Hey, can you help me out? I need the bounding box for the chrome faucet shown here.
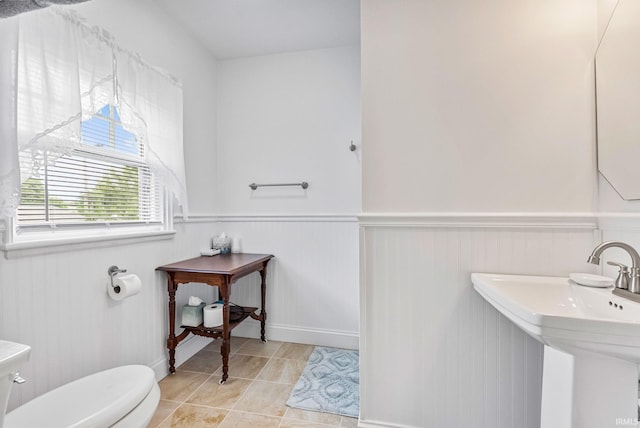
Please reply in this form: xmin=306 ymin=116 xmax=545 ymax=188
xmin=588 ymin=241 xmax=640 ymax=293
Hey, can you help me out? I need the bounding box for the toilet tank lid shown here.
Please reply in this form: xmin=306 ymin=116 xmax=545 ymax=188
xmin=0 ymin=341 xmax=30 ymax=369
xmin=5 ymin=365 xmax=156 ymax=428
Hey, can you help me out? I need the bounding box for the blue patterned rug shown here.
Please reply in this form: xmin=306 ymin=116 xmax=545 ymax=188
xmin=286 ymin=346 xmax=359 ymax=418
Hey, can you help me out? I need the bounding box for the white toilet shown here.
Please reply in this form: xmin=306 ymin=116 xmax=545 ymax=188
xmin=0 ymin=340 xmax=160 ymax=428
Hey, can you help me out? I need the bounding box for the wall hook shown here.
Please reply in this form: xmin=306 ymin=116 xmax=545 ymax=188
xmin=349 ymin=140 xmax=357 ymax=152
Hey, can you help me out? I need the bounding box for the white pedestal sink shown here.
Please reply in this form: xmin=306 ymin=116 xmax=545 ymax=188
xmin=471 ymin=273 xmax=640 ymax=428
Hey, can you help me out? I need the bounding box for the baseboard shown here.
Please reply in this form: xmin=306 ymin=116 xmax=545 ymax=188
xmin=150 ymin=334 xmax=212 ymax=381
xmin=358 ymin=419 xmax=423 ymax=428
xmin=232 ymin=319 xmax=359 ymax=350
xmin=150 ymin=322 xmax=358 ymax=380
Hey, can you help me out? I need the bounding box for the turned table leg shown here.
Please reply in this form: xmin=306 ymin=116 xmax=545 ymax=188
xmin=167 ymin=277 xmax=178 ymax=373
xmin=259 ymin=265 xmax=268 ymax=342
xmin=220 ymin=281 xmax=231 ymax=384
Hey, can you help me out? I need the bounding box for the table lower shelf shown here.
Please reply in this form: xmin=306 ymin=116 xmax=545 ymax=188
xmin=180 ymin=306 xmax=258 ymax=339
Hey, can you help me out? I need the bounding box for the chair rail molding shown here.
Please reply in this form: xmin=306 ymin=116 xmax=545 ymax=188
xmin=175 ymin=213 xmax=359 ymax=223
xmin=217 ymin=213 xmax=359 ymax=223
xmin=359 ymin=212 xmax=600 ymax=229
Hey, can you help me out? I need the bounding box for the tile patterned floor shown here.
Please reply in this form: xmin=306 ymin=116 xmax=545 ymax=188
xmin=149 ymin=338 xmax=358 ymax=427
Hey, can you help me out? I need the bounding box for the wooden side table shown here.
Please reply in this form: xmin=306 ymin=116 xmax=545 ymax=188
xmin=156 ymin=253 xmax=273 ymax=383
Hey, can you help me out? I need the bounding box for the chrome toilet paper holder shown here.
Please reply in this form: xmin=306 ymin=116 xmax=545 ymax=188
xmin=107 ymin=265 xmax=127 ymax=293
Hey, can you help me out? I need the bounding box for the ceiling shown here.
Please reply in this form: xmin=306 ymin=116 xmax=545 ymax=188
xmin=154 ymin=0 xmax=360 ymax=59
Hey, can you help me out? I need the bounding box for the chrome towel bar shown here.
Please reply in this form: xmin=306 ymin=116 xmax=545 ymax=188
xmin=249 ymin=182 xmax=309 ymax=190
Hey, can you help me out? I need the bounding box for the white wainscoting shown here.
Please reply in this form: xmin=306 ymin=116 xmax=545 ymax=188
xmin=215 ymin=215 xmax=360 ymax=350
xmin=0 ymin=214 xmax=360 ymax=411
xmin=359 ymin=214 xmax=598 ymax=428
xmin=0 ymin=220 xmax=218 ymax=410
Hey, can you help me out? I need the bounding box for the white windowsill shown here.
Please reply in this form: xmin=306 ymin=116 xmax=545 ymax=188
xmin=1 ymin=229 xmax=176 ymax=259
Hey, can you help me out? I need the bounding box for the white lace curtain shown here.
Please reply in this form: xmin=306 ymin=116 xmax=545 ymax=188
xmin=0 ymin=1 xmax=93 ymax=18
xmin=0 ymin=6 xmax=188 ymax=219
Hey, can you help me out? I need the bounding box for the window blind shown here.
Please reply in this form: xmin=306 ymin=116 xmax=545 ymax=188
xmin=16 ymin=105 xmax=161 ymax=226
xmin=3 ymin=5 xmax=187 ymax=235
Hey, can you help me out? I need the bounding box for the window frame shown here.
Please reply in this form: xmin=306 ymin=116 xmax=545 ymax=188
xmin=3 ymin=104 xmax=176 ymax=257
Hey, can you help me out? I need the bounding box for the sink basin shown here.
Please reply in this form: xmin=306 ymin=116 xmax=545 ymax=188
xmin=472 ymin=273 xmax=640 ymax=362
xmin=472 ymin=273 xmax=640 ymax=428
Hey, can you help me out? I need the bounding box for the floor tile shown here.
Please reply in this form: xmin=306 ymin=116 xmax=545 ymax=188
xmin=149 ymin=340 xmax=360 ymax=428
xmin=204 ymin=336 xmax=248 ymax=355
xmin=178 ymin=349 xmax=222 ymax=373
xmin=147 ymin=399 xmax=180 ymax=427
xmin=283 ymin=407 xmax=342 ymax=425
xmin=218 ymin=411 xmax=281 ymax=428
xmin=213 ymin=353 xmax=270 ymax=379
xmin=158 ymin=371 xmax=210 ymax=402
xmin=235 ymin=338 xmax=283 ymax=357
xmin=274 ymin=342 xmax=314 ymax=361
xmin=340 ymin=416 xmax=359 ymax=427
xmin=187 ymin=376 xmax=252 ymax=409
xmin=157 ymin=403 xmax=226 ymax=427
xmin=233 ymin=380 xmax=293 ymax=417
xmin=279 ymin=420 xmax=338 ymax=428
xmin=257 ymin=358 xmax=306 ymax=384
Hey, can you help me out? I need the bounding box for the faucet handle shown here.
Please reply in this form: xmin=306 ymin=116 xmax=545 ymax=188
xmin=607 ymin=261 xmax=629 ymax=271
xmin=607 ymin=261 xmax=629 ymax=289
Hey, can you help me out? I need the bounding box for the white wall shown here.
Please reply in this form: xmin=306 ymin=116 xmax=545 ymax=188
xmin=213 ymin=46 xmax=361 ymax=349
xmin=360 ymin=1 xmax=600 ymax=427
xmin=216 ymin=45 xmax=361 ymax=215
xmin=1 ymin=0 xmax=220 ymax=410
xmin=72 ymin=0 xmax=218 ymax=215
xmin=2 ymin=5 xmax=363 ymax=415
xmin=362 ymin=0 xmax=597 ymax=213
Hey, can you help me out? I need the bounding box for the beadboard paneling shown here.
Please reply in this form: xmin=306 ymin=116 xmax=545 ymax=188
xmin=215 ymin=217 xmax=360 ymax=349
xmin=0 ymin=221 xmax=217 ymax=411
xmin=0 ymin=216 xmax=360 ymax=411
xmin=360 ymin=223 xmax=597 ymax=428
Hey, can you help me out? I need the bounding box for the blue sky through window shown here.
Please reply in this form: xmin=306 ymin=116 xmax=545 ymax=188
xmin=81 ymin=105 xmax=138 ymax=155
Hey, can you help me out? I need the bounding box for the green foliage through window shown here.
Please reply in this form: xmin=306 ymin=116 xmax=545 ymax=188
xmin=17 ymin=105 xmax=159 ymax=225
xmin=75 ymin=166 xmax=139 ymax=221
xmin=20 ymin=178 xmax=66 ymax=208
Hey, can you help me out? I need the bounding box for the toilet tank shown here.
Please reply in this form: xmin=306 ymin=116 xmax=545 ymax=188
xmin=0 ymin=341 xmax=31 ymax=428
xmin=4 ymin=365 xmax=156 ymax=428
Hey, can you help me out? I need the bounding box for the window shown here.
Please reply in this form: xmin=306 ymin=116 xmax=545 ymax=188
xmin=1 ymin=6 xmax=186 ymax=253
xmin=16 ymin=105 xmax=162 ymax=229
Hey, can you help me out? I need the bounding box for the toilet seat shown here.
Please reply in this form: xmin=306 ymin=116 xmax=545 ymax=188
xmin=4 ymin=365 xmax=156 ymax=428
xmin=112 ymin=380 xmax=160 ymax=428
